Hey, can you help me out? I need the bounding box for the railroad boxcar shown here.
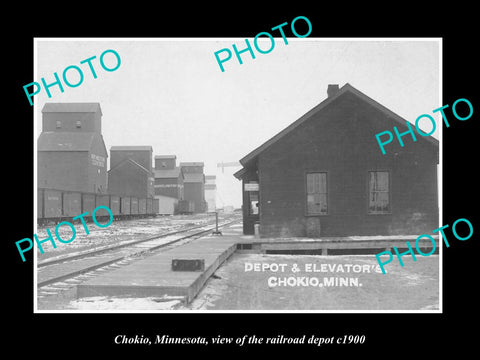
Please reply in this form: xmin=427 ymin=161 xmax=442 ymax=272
xmin=177 ymin=199 xmax=186 ymax=214
xmin=131 ymin=197 xmax=139 ymax=215
xmin=95 ymin=194 xmax=111 ymax=218
xmin=120 ymin=196 xmax=131 ymax=215
xmin=110 ymin=195 xmax=121 ymax=216
xmin=177 ymin=200 xmax=194 ymax=215
xmin=146 ymin=197 xmax=153 ymax=214
xmin=82 ymin=193 xmax=96 ymax=215
xmin=37 ymin=188 xmax=44 ymax=220
xmin=63 ymin=191 xmax=82 ymax=217
xmin=139 ymin=198 xmax=147 ymax=215
xmin=43 ymin=189 xmax=62 ymax=219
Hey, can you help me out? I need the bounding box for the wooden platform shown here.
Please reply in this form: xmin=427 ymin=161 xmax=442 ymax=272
xmin=76 ymin=226 xmax=243 ymax=303
xmin=76 ymin=223 xmax=439 ymax=303
xmin=237 ymin=234 xmax=439 ymax=254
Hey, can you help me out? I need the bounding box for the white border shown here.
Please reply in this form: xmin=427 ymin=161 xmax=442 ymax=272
xmin=33 ymin=37 xmax=443 ymax=314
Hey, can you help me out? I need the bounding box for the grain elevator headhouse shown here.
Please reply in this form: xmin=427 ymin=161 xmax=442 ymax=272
xmin=38 ymin=102 xmax=108 ymax=194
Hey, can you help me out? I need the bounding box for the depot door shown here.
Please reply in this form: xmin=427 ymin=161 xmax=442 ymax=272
xmin=243 ymin=181 xmax=260 ymax=235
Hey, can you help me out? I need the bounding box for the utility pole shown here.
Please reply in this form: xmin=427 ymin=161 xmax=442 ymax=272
xmin=217 ymin=161 xmax=241 ymax=174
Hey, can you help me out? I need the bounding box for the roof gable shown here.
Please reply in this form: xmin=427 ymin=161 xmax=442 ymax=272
xmin=38 ymin=132 xmax=108 ymax=157
xmin=180 ymin=162 xmax=204 ymax=168
xmin=239 ymin=83 xmax=439 ymax=167
xmin=111 ymin=146 xmax=153 ymax=152
xmin=38 ymin=131 xmax=95 ymax=152
xmin=42 ymin=102 xmax=102 ymax=115
xmin=108 ymin=158 xmax=151 ymax=174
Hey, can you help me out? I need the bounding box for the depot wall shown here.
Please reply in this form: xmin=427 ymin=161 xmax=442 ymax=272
xmin=257 ymin=93 xmax=439 ymax=237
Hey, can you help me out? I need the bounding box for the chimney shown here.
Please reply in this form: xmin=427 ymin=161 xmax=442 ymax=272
xmin=327 ymin=84 xmax=339 ymax=98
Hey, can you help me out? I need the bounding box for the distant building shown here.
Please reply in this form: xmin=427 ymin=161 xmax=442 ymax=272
xmin=154 ymin=155 xmax=184 ymax=215
xmin=108 ymin=146 xmax=154 ymax=199
xmin=180 ymin=162 xmax=204 ymax=174
xmin=205 ymin=175 xmax=217 ymax=212
xmin=180 ymin=162 xmax=207 ymax=213
xmin=155 ymin=194 xmax=179 ymax=215
xmin=155 ymin=155 xmax=177 ymax=170
xmin=110 ymin=146 xmax=153 ymax=173
xmin=37 ymin=102 xmax=108 ymax=193
xmin=235 ymin=84 xmax=439 ymax=237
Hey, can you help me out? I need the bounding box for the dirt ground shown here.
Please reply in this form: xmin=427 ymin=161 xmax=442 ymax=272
xmin=186 ymin=253 xmax=440 ymax=311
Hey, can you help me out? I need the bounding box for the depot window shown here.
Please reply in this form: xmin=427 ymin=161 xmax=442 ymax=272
xmin=306 ymin=172 xmax=327 ymax=215
xmin=368 ymin=171 xmax=390 ymax=214
xmin=249 ymin=192 xmax=259 ymax=215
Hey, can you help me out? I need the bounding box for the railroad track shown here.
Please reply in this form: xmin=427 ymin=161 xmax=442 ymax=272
xmin=37 ymin=217 xmax=241 ymax=298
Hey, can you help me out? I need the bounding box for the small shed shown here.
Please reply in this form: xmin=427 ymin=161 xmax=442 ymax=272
xmin=154 ymin=194 xmax=179 ymax=215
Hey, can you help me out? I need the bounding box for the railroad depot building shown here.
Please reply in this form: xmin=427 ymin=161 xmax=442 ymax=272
xmin=234 ymin=84 xmax=439 ymax=237
xmin=37 ymin=102 xmax=108 ymax=194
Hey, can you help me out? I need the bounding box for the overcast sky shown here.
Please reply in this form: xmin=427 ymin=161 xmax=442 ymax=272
xmin=34 ymin=38 xmax=441 ymax=207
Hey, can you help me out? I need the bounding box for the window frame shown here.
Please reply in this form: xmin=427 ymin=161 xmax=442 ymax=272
xmin=248 ymin=191 xmax=259 ymax=216
xmin=244 ymin=181 xmax=260 ymax=217
xmin=367 ymin=170 xmax=392 ymax=215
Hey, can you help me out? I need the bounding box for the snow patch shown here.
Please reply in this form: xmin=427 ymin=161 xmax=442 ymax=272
xmin=69 ymin=295 xmax=184 ymax=310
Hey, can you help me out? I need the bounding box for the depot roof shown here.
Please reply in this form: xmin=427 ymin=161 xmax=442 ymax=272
xmin=236 ymin=83 xmax=439 ymax=175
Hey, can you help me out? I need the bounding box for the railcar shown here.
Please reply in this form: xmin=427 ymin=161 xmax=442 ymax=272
xmin=37 ymin=188 xmax=157 ymax=225
xmin=177 ymin=199 xmax=195 ymax=215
